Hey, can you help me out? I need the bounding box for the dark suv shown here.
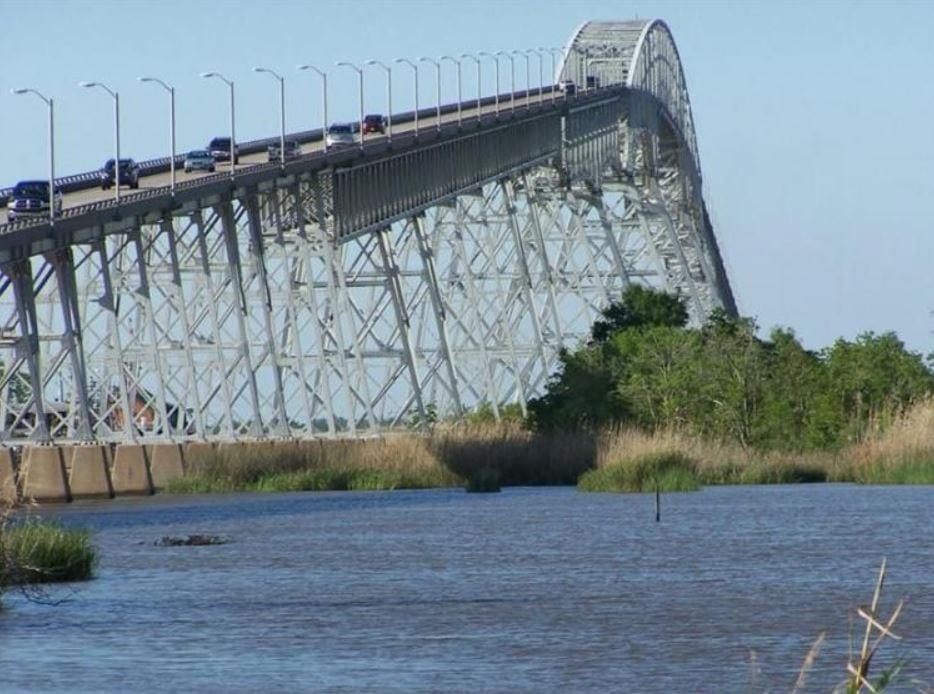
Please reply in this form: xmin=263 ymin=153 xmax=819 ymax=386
xmin=7 ymin=180 xmax=63 ymax=221
xmin=208 ymin=137 xmax=240 ymax=164
xmin=100 ymin=159 xmax=141 ymax=189
xmin=362 ymin=114 xmax=387 ymax=134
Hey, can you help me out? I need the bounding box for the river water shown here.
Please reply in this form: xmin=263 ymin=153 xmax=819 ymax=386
xmin=1 ymin=484 xmax=932 ymax=692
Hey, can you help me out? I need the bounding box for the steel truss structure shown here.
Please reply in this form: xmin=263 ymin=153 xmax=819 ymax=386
xmin=0 ymin=19 xmax=736 ymax=444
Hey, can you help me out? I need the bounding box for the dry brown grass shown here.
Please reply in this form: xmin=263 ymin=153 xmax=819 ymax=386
xmin=594 ymin=427 xmax=840 ymax=485
xmin=846 ymin=396 xmax=934 ymax=483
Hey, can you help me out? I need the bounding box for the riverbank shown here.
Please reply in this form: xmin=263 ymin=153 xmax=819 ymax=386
xmin=164 ymin=402 xmax=934 ymax=495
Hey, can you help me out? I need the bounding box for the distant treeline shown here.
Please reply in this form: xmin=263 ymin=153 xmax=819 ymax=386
xmin=528 ymin=286 xmax=934 ymax=451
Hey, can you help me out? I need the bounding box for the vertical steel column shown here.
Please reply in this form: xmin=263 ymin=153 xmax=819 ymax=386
xmin=450 ymin=197 xmax=501 ymax=417
xmin=282 ymin=183 xmax=318 ymax=434
xmin=92 ymin=238 xmax=135 ymax=441
xmin=49 ymin=248 xmax=93 ymax=439
xmin=500 ymin=179 xmax=549 ymax=378
xmin=411 ymin=213 xmax=464 ymax=416
xmin=130 ymin=226 xmax=171 ymax=439
xmin=376 ymin=228 xmax=427 ymax=425
xmin=520 ymin=172 xmax=565 ymax=345
xmin=215 ymin=201 xmax=264 ymax=437
xmin=313 ymin=174 xmax=376 ymax=433
xmin=243 ymin=194 xmax=290 ymax=436
xmin=8 ymin=260 xmax=50 ymax=441
xmin=163 ymin=214 xmax=206 ymax=437
xmin=192 ymin=210 xmax=237 ymax=438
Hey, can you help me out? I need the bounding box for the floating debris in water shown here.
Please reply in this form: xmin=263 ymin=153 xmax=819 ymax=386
xmin=154 ymin=534 xmax=229 ymax=547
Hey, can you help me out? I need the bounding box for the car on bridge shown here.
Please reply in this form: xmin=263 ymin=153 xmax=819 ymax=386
xmin=208 ymin=136 xmax=239 ymax=164
xmin=558 ymin=80 xmax=577 ymax=96
xmin=362 ymin=114 xmax=387 ymax=134
xmin=100 ymin=158 xmax=141 ymax=190
xmin=267 ymin=140 xmax=303 ymax=163
xmin=326 ymin=123 xmax=356 ymax=148
xmin=6 ymin=180 xmax=63 ymax=221
xmin=184 ymin=149 xmax=216 ymax=173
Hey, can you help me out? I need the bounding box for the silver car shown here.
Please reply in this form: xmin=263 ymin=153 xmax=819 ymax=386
xmin=326 ymin=123 xmax=356 ymax=148
xmin=184 ymin=150 xmax=216 ymax=173
xmin=268 ymin=140 xmax=303 ymax=163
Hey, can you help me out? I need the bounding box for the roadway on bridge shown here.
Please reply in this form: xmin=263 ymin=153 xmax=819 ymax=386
xmin=1 ymin=89 xmax=569 ymax=225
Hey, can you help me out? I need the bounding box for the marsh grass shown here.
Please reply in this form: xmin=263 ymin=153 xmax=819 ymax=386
xmin=165 ymin=398 xmax=934 ymax=495
xmin=578 ymin=451 xmax=700 ymax=492
xmin=0 ymin=520 xmax=95 ymax=586
xmin=169 ymin=424 xmax=594 ymax=493
xmin=847 ymin=397 xmax=934 ymax=484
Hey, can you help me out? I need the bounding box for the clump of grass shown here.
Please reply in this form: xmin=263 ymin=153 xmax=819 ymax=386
xmin=845 ymin=397 xmax=934 ymax=485
xmin=578 ymin=451 xmax=700 ymax=493
xmin=0 ymin=520 xmax=96 ymax=586
xmin=464 ymin=467 xmax=501 ymax=493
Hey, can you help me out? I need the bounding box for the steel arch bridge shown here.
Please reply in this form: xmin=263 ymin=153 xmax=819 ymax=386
xmin=0 ymin=19 xmax=736 ymax=446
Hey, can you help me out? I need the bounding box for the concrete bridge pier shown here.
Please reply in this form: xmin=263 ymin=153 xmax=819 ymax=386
xmin=65 ymin=445 xmax=114 ymax=498
xmin=21 ymin=446 xmax=72 ymax=503
xmin=111 ymin=444 xmax=154 ymax=495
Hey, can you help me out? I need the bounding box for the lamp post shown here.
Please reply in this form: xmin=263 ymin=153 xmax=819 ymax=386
xmin=440 ymin=56 xmax=462 ymax=126
xmin=418 ymin=57 xmax=441 ymax=131
xmin=393 ymin=58 xmax=419 ymax=137
xmin=336 ymin=61 xmax=364 ymax=148
xmin=11 ymin=88 xmax=55 ymax=222
xmin=546 ymin=47 xmax=564 ymax=102
xmin=79 ymin=80 xmax=121 ymax=202
xmin=513 ymin=50 xmax=531 ymax=109
xmin=253 ymin=67 xmax=287 ymax=167
xmin=200 ymin=71 xmax=236 ymax=174
xmin=297 ymin=64 xmax=328 ymax=153
xmin=459 ymin=53 xmax=481 ymax=122
xmin=495 ymin=51 xmax=515 ymax=113
xmin=478 ymin=52 xmax=500 ymax=116
xmin=529 ymin=49 xmax=545 ymax=103
xmin=365 ymin=59 xmax=392 ymax=142
xmin=138 ymin=76 xmax=176 ymax=194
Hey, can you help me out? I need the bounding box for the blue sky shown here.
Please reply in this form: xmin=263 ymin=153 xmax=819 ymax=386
xmin=3 ymin=0 xmax=933 ymax=357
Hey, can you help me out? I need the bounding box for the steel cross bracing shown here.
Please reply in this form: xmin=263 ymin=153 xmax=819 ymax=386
xmin=0 ymin=18 xmax=737 ymax=444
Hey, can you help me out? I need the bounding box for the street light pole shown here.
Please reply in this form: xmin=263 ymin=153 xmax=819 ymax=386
xmin=297 ymin=64 xmax=328 ymax=153
xmin=79 ymin=81 xmax=121 ymax=202
xmin=418 ymin=57 xmax=441 ymax=131
xmin=459 ymin=54 xmax=481 ymax=122
xmin=393 ymin=58 xmax=419 ymax=137
xmin=440 ymin=56 xmax=462 ymax=126
xmin=254 ymin=67 xmax=287 ymax=167
xmin=478 ymin=52 xmax=500 ymax=116
xmin=531 ymin=48 xmax=546 ymax=104
xmin=138 ymin=76 xmax=176 ymax=194
xmin=336 ymin=61 xmax=364 ymax=149
xmin=496 ymin=51 xmax=515 ymax=113
xmin=513 ymin=50 xmax=531 ymax=110
xmin=365 ymin=60 xmax=392 ymax=142
xmin=200 ymin=72 xmax=236 ymax=175
xmin=547 ymin=47 xmax=563 ymax=102
xmin=11 ymin=88 xmax=56 ymax=222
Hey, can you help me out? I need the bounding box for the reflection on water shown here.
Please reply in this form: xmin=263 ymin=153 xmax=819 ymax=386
xmin=1 ymin=485 xmax=933 ymax=692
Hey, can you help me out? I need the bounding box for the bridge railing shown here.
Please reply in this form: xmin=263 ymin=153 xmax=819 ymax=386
xmin=0 ymin=86 xmax=559 ymax=209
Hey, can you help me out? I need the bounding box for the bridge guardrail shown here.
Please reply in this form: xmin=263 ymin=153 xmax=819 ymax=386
xmin=0 ymin=85 xmax=577 ymax=235
xmin=0 ymin=86 xmax=560 ymax=206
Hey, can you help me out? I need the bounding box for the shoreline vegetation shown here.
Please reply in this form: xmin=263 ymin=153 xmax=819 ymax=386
xmin=0 ymin=515 xmax=97 ymax=604
xmin=164 ymin=395 xmax=934 ymax=496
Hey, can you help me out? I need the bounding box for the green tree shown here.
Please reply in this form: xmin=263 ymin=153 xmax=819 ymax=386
xmin=822 ymin=332 xmax=934 ymax=442
xmin=590 ymin=285 xmax=689 ymax=344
